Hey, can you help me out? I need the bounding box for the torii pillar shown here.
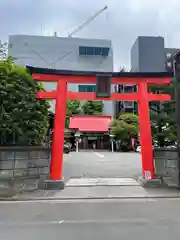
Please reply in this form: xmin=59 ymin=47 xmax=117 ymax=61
xmin=48 ymin=79 xmax=67 ymax=189
xmin=138 ymin=82 xmax=154 ymax=180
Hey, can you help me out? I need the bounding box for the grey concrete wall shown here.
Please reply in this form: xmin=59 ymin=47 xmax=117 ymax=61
xmin=139 ymin=36 xmax=165 ymax=72
xmin=131 ymin=36 xmax=165 ymax=72
xmin=8 ymin=35 xmax=114 ymax=116
xmin=130 ymin=38 xmax=139 ymax=72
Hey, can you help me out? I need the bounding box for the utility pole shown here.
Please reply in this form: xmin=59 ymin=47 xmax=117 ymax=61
xmin=173 ymin=50 xmax=180 ymax=188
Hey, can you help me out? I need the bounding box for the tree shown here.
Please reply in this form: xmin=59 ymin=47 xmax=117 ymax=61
xmin=65 ymin=100 xmax=81 ymax=128
xmin=0 ymin=58 xmax=50 ymax=145
xmin=110 ymin=113 xmax=139 ymax=140
xmin=82 ymin=100 xmax=104 ymax=115
xmin=149 ymin=80 xmax=176 ymax=146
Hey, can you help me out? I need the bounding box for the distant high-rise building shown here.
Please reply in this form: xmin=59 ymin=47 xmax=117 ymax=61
xmin=8 ymin=34 xmax=114 ymax=116
xmin=115 ymin=36 xmax=178 ymax=116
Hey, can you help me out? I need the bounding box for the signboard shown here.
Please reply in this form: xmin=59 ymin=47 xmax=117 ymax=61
xmin=144 ymin=171 xmax=151 ymax=180
xmin=82 ymin=133 xmax=107 ymax=137
xmin=96 ymin=74 xmax=112 ymax=98
xmin=88 ymin=136 xmax=97 ymax=140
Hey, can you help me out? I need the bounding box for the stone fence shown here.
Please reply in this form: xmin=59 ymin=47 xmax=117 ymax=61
xmin=0 ymin=146 xmax=51 ymax=197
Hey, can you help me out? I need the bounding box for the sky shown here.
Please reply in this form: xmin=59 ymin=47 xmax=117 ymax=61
xmin=1 ymin=0 xmax=180 ymax=70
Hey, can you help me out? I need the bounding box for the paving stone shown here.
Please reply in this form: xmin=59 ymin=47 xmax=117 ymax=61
xmin=66 ymin=178 xmax=139 ymax=186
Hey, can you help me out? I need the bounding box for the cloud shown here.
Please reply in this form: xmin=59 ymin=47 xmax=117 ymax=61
xmin=1 ymin=0 xmax=180 ymax=69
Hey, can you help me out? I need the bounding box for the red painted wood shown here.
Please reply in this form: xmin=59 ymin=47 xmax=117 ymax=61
xmin=138 ymin=82 xmax=155 ymax=179
xmin=50 ymin=80 xmax=67 ymax=180
xmin=148 ymin=93 xmax=171 ymax=101
xmin=67 ymin=92 xmax=140 ymax=101
xmin=32 ymin=73 xmax=172 ymax=85
xmin=36 ymin=91 xmax=171 ymax=102
xmin=36 ymin=91 xmax=57 ymax=99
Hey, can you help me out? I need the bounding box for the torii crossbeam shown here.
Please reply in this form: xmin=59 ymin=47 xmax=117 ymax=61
xmin=27 ymin=66 xmax=172 ymax=189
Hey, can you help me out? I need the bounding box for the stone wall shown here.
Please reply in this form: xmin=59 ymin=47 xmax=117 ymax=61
xmin=0 ymin=146 xmax=51 ymax=197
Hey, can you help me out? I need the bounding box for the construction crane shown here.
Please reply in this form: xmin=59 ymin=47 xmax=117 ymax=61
xmin=68 ymin=5 xmax=108 ymax=37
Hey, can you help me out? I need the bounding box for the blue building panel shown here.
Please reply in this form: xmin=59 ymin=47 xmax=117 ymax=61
xmin=78 ymin=85 xmax=96 ymax=92
xmin=102 ymin=47 xmax=109 ymax=57
xmin=79 ymin=46 xmax=109 ymax=57
xmin=79 ymin=46 xmax=86 ymax=55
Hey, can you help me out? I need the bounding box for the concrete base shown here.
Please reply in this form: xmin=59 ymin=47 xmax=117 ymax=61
xmin=43 ymin=180 xmax=65 ymax=190
xmin=138 ymin=176 xmax=168 ymax=188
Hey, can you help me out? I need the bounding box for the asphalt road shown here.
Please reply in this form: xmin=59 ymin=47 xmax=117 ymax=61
xmin=0 ymin=198 xmax=180 ymax=239
xmin=63 ymin=151 xmax=142 ymax=182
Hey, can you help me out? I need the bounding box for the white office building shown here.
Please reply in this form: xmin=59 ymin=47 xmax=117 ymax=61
xmin=8 ymin=34 xmax=114 ymax=115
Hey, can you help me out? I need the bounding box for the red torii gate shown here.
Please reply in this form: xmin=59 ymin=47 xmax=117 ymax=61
xmin=27 ymin=66 xmax=172 ymax=189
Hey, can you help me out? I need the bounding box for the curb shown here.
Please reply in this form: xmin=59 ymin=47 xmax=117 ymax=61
xmin=1 ymin=195 xmax=180 ymax=201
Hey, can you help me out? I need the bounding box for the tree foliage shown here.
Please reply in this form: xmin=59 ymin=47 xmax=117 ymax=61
xmin=110 ymin=113 xmax=139 ymax=140
xmin=82 ymin=100 xmax=104 ymax=115
xmin=149 ymin=80 xmax=176 ymax=145
xmin=0 ymin=58 xmax=50 ymax=145
xmin=65 ymin=100 xmax=81 ymax=128
xmin=65 ymin=100 xmax=104 ymax=128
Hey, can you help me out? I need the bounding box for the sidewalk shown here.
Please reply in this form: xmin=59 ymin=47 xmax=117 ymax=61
xmin=1 ymin=178 xmax=180 ymax=201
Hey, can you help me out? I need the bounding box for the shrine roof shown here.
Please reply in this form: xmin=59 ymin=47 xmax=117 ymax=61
xmin=26 ymin=65 xmax=173 ymax=78
xmin=69 ymin=115 xmax=112 ymax=132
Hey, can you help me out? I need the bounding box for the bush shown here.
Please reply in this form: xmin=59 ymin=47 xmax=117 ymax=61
xmin=0 ymin=58 xmax=50 ymax=145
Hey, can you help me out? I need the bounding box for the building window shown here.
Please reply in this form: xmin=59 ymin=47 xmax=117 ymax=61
xmin=166 ymin=53 xmax=172 ymax=59
xmin=94 ymin=47 xmax=101 ymax=55
xmin=165 ymin=59 xmax=173 ymax=72
xmin=79 ymin=85 xmax=96 ymax=92
xmin=79 ymin=46 xmax=86 ymax=55
xmin=102 ymin=47 xmax=109 ymax=56
xmin=79 ymin=46 xmax=109 ymax=57
xmin=124 ymin=108 xmax=134 ymax=113
xmin=115 ymin=85 xmax=136 ymax=93
xmin=123 ymin=101 xmax=134 ymax=108
xmin=115 ymin=84 xmax=123 ymax=93
xmin=86 ymin=47 xmax=94 ymax=55
xmin=124 ymin=85 xmax=134 ymax=93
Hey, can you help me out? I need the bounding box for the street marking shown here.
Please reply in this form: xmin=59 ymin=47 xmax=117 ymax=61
xmin=94 ymin=152 xmax=104 ymax=158
xmin=47 ymin=198 xmax=157 ymax=203
xmin=0 ymin=198 xmax=158 ymax=204
xmin=0 ymin=218 xmax=154 ymax=226
xmin=58 ymin=220 xmax=64 ymax=224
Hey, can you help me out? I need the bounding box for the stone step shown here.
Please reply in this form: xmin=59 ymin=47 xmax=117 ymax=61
xmin=52 ymin=185 xmax=180 ymax=200
xmin=66 ymin=178 xmax=139 ymax=187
